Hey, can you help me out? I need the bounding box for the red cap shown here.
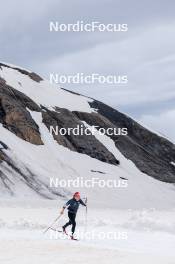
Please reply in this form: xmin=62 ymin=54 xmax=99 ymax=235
xmin=73 ymin=192 xmax=80 ymax=198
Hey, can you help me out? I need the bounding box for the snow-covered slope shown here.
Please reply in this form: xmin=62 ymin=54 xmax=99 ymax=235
xmin=0 ymin=63 xmax=93 ymax=113
xmin=0 ymin=62 xmax=175 ymax=209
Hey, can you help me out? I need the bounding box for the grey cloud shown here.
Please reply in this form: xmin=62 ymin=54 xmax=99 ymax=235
xmin=0 ymin=0 xmax=175 ymax=140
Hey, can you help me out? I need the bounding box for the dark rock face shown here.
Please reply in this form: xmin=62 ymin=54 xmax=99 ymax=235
xmin=42 ymin=106 xmax=119 ymax=165
xmin=0 ymin=141 xmax=8 ymax=150
xmin=84 ymin=100 xmax=175 ymax=183
xmin=42 ymin=107 xmax=76 ymax=151
xmin=61 ymin=88 xmax=81 ymax=96
xmin=0 ymin=83 xmax=43 ymax=145
xmin=0 ymin=77 xmax=6 ymax=85
xmin=89 ymin=101 xmax=175 ymax=161
xmin=0 ymin=82 xmax=119 ymax=166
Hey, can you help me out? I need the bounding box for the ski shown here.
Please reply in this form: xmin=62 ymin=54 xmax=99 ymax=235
xmin=49 ymin=228 xmax=79 ymax=241
xmin=49 ymin=227 xmax=63 ymax=233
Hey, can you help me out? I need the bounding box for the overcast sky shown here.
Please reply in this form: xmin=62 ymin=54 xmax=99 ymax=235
xmin=0 ymin=0 xmax=175 ymax=142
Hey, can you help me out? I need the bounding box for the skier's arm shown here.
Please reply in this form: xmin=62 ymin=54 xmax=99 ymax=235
xmin=80 ymin=199 xmax=87 ymax=207
xmin=60 ymin=200 xmax=70 ymax=214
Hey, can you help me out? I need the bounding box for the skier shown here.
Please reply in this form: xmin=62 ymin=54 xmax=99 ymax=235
xmin=60 ymin=192 xmax=86 ymax=239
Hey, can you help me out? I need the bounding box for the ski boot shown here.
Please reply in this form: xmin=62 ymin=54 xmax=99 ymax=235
xmin=62 ymin=226 xmax=67 ymax=235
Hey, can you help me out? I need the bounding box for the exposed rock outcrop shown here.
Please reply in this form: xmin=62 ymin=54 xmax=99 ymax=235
xmin=0 ymin=83 xmax=43 ymax=145
xmin=42 ymin=106 xmax=119 ymax=165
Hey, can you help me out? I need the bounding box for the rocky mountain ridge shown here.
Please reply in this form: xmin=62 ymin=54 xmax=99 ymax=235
xmin=0 ymin=62 xmax=175 ymax=199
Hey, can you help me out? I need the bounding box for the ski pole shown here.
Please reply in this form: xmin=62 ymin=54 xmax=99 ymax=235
xmin=43 ymin=214 xmax=63 ymax=234
xmin=85 ymin=197 xmax=88 ymax=232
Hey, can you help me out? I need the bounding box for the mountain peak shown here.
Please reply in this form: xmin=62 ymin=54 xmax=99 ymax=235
xmin=0 ymin=62 xmax=175 ymax=207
